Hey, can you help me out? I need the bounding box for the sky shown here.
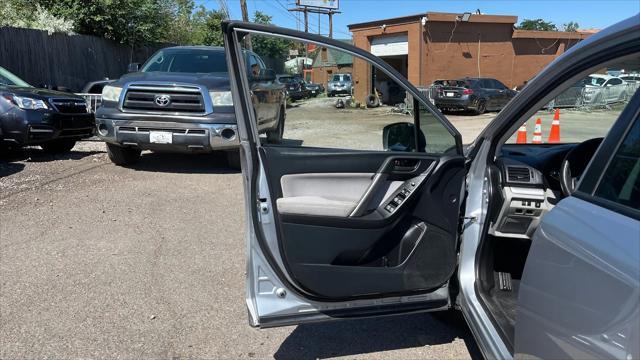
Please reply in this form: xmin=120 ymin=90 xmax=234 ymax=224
xmin=196 ymin=0 xmax=639 ymax=39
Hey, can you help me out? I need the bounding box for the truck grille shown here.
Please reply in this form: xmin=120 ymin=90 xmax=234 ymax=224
xmin=50 ymin=98 xmax=89 ymax=114
xmin=122 ymin=85 xmax=205 ymax=113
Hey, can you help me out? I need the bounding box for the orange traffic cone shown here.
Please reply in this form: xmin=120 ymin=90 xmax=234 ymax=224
xmin=516 ymin=122 xmax=527 ymax=144
xmin=532 ymin=118 xmax=543 ymax=144
xmin=548 ymin=109 xmax=561 ymax=143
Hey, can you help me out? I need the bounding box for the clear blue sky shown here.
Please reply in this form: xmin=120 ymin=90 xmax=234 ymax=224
xmin=197 ymin=0 xmax=639 ymax=39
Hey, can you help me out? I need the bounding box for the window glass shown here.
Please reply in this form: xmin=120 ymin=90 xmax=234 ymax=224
xmin=142 ymin=49 xmax=227 ymax=73
xmin=242 ymin=34 xmax=456 ymax=153
xmin=595 ymin=118 xmax=640 ymax=210
xmin=492 ymin=79 xmax=507 ymax=89
xmin=506 ymin=60 xmax=639 ymax=144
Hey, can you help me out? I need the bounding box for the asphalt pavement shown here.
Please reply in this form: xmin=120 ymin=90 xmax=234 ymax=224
xmin=0 ymin=142 xmax=480 ymax=359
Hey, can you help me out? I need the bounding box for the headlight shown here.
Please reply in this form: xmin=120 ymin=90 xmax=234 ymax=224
xmin=101 ymin=85 xmax=122 ymax=102
xmin=9 ymin=95 xmax=49 ymax=110
xmin=209 ymin=91 xmax=233 ymax=106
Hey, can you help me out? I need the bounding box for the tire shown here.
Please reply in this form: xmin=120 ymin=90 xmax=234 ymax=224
xmin=474 ymin=100 xmax=487 ymax=115
xmin=366 ymin=94 xmax=380 ymax=108
xmin=328 ymin=92 xmax=334 ymax=97
xmin=226 ymin=150 xmax=241 ymax=170
xmin=40 ymin=139 xmax=76 ymax=153
xmin=267 ymin=107 xmax=285 ymax=144
xmin=106 ymin=143 xmax=141 ymax=166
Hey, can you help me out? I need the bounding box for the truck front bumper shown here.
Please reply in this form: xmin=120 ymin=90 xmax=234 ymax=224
xmin=95 ymin=118 xmax=239 ymax=152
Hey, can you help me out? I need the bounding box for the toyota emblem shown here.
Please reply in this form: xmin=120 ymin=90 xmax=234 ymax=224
xmin=154 ymin=94 xmax=171 ymax=107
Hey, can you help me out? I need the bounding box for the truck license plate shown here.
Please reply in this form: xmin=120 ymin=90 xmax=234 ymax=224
xmin=149 ymin=131 xmax=172 ymax=144
xmin=446 ymin=92 xmax=455 ymax=97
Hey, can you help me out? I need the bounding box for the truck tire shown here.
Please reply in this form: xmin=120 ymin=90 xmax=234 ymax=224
xmin=226 ymin=150 xmax=241 ymax=170
xmin=366 ymin=94 xmax=380 ymax=108
xmin=266 ymin=108 xmax=285 ymax=144
xmin=41 ymin=139 xmax=76 ymax=153
xmin=106 ymin=143 xmax=141 ymax=166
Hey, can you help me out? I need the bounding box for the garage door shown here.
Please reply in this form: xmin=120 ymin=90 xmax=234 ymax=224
xmin=370 ymin=35 xmax=408 ymax=57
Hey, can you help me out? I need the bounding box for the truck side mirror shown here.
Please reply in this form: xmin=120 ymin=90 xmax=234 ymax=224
xmin=252 ymin=69 xmax=276 ymax=82
xmin=127 ymin=63 xmax=140 ymax=73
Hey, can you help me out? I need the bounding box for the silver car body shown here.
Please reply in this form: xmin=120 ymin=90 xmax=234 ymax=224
xmin=222 ymin=14 xmax=640 ymax=360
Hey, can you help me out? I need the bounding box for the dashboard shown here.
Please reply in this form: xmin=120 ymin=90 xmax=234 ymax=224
xmin=488 ymin=143 xmax=578 ymax=239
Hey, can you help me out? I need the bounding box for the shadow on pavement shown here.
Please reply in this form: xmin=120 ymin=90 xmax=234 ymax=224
xmin=127 ymin=152 xmax=239 ymax=174
xmin=274 ymin=311 xmax=482 ymax=360
xmin=0 ymin=161 xmax=25 ymax=178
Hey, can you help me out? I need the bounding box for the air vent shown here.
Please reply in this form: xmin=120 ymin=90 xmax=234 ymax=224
xmin=507 ymin=166 xmax=531 ymax=183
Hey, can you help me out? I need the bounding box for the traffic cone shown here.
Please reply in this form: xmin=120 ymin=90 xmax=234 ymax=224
xmin=548 ymin=109 xmax=561 ymax=143
xmin=532 ymin=118 xmax=543 ymax=144
xmin=516 ymin=122 xmax=527 ymax=144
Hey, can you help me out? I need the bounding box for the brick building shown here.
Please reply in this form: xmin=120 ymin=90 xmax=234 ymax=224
xmin=348 ymin=12 xmax=593 ymax=102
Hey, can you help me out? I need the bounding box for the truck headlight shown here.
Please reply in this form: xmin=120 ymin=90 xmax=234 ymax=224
xmin=209 ymin=91 xmax=233 ymax=106
xmin=7 ymin=95 xmax=49 ymax=110
xmin=101 ymin=85 xmax=123 ymax=102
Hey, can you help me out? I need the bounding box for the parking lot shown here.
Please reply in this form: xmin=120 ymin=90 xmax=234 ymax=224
xmin=1 ymin=90 xmax=628 ymax=358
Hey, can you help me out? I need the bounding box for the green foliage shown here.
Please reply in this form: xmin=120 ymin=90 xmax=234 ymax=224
xmin=202 ymin=9 xmax=228 ymax=46
xmin=1 ymin=0 xmax=74 ymax=34
xmin=563 ymin=21 xmax=580 ymax=32
xmin=517 ymin=18 xmax=558 ymax=31
xmin=250 ymin=11 xmax=291 ymax=60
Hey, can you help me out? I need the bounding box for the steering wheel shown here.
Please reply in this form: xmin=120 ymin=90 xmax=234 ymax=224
xmin=560 ymin=137 xmax=604 ymax=196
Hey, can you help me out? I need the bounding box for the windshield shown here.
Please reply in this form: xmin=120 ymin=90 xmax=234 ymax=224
xmin=0 ymin=66 xmax=30 ymax=87
xmin=141 ymin=48 xmax=227 ymax=74
xmin=278 ymin=76 xmax=295 ymax=83
xmin=585 ymin=76 xmax=607 ymax=86
xmin=332 ymin=74 xmax=351 ymax=82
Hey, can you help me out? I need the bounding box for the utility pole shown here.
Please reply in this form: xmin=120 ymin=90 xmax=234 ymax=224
xmin=240 ymin=0 xmax=252 ymax=50
xmin=303 ymin=7 xmax=309 ymax=33
xmin=329 ymin=11 xmax=333 ymax=38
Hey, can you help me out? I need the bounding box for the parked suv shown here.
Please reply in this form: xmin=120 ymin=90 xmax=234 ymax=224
xmin=433 ymin=77 xmax=516 ymax=114
xmin=327 ymin=73 xmax=352 ymax=97
xmin=95 ymin=46 xmax=286 ymax=167
xmin=0 ymin=66 xmax=94 ymax=152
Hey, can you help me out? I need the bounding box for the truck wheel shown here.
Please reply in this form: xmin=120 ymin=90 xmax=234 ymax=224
xmin=226 ymin=150 xmax=241 ymax=170
xmin=106 ymin=143 xmax=141 ymax=166
xmin=41 ymin=139 xmax=76 ymax=153
xmin=267 ymin=108 xmax=285 ymax=144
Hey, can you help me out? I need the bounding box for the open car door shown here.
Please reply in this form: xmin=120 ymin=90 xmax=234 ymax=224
xmin=222 ymin=21 xmax=466 ymax=327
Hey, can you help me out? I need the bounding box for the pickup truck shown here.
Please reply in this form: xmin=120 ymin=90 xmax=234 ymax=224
xmin=95 ymin=46 xmax=286 ymax=167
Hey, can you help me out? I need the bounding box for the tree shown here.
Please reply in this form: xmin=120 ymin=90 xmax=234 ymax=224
xmin=563 ymin=21 xmax=580 ymax=32
xmin=1 ymin=0 xmax=74 ymax=34
xmin=202 ymin=9 xmax=228 ymax=46
xmin=37 ymin=0 xmax=174 ymax=45
xmin=517 ymin=18 xmax=558 ymax=31
xmin=250 ymin=11 xmax=291 ymax=60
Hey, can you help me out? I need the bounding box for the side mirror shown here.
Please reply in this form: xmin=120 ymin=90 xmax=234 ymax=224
xmin=252 ymin=69 xmax=276 ymax=82
xmin=383 ymin=122 xmax=416 ymax=152
xmin=127 ymin=63 xmax=140 ymax=73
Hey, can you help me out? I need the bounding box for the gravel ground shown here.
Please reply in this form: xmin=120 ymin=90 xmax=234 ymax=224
xmin=1 ymin=139 xmax=480 ymax=359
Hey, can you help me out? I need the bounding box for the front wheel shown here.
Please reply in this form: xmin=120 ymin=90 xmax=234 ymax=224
xmin=41 ymin=139 xmax=76 ymax=153
xmin=266 ymin=108 xmax=285 ymax=144
xmin=106 ymin=143 xmax=141 ymax=166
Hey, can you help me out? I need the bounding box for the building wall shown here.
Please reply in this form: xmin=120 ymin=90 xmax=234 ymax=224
xmin=349 ymin=14 xmax=588 ymax=103
xmin=312 ymin=65 xmax=353 ymax=87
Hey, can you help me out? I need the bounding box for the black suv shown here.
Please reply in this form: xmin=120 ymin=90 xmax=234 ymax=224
xmin=0 ymin=66 xmax=94 ymax=152
xmin=95 ymin=46 xmax=286 ymax=167
xmin=433 ymin=77 xmax=517 ymax=114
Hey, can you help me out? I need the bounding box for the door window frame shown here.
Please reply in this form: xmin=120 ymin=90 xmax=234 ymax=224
xmin=223 ymin=21 xmax=463 ymax=156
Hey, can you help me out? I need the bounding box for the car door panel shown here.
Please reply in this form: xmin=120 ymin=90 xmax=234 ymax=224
xmin=260 ymin=146 xmax=465 ymax=299
xmin=223 ymin=21 xmax=465 ymax=326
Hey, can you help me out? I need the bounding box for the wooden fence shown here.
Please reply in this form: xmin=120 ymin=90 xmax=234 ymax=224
xmin=0 ymin=27 xmax=165 ymax=92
